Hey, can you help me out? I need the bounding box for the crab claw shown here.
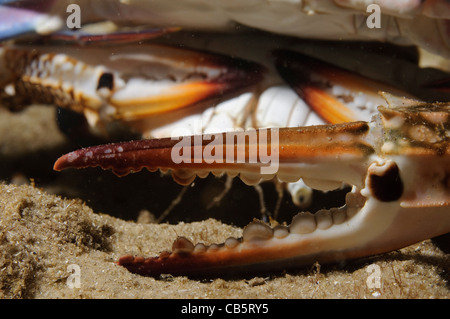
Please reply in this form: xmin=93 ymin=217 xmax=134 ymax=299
xmin=54 ymin=93 xmax=450 ymax=277
xmin=0 ymin=44 xmax=264 ymax=128
xmin=273 ymin=49 xmax=412 ymax=124
xmin=104 ymin=45 xmax=264 ymax=122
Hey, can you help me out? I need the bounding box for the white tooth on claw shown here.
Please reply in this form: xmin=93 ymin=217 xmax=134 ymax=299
xmin=346 ymin=189 xmax=366 ymax=208
xmin=239 ymin=172 xmax=263 ymax=185
xmin=224 ymin=237 xmax=240 ymax=249
xmin=208 ymin=244 xmax=219 ymax=251
xmin=277 ymin=172 xmax=301 ymax=183
xmin=346 ymin=206 xmax=359 ymax=219
xmin=290 ymin=212 xmax=317 ymax=234
xmin=172 ymin=169 xmax=197 ymax=185
xmin=345 ymin=190 xmax=366 ymax=218
xmin=302 ymin=177 xmax=343 ymax=192
xmin=197 ymin=170 xmax=210 ymax=179
xmin=273 ymin=225 xmax=289 ymax=238
xmin=243 ymin=220 xmax=273 ymax=242
xmin=331 ymin=208 xmax=347 ymax=225
xmin=211 ymin=170 xmax=225 ymax=177
xmin=172 ymin=237 xmax=194 ymax=254
xmin=315 ymin=209 xmax=333 ymax=230
xmin=194 ymin=243 xmax=207 ymax=253
xmin=227 ymin=171 xmax=238 ymax=178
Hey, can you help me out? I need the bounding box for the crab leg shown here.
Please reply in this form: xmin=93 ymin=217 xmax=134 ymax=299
xmin=54 ymin=94 xmax=450 ymax=276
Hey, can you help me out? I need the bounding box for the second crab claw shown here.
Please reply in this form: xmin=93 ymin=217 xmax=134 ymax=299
xmin=272 ymin=49 xmax=414 ymax=124
xmin=54 ymin=93 xmax=450 ymax=277
xmin=0 ymin=43 xmax=264 ymax=128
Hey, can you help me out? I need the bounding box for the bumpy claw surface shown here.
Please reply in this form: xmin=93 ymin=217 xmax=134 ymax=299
xmin=54 ymin=94 xmax=450 ymax=277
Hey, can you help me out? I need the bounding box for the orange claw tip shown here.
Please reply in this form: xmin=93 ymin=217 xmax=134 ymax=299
xmin=109 ymin=82 xmax=227 ymax=120
xmin=297 ymin=86 xmax=358 ymax=124
xmin=273 ymin=49 xmax=358 ymax=124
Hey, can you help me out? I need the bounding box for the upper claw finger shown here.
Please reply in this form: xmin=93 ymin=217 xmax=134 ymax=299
xmin=53 ymin=121 xmax=372 ymax=188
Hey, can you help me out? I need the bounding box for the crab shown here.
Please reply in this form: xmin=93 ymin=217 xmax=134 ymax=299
xmin=53 ymin=92 xmax=450 ymax=276
xmin=1 ymin=0 xmax=449 ymax=277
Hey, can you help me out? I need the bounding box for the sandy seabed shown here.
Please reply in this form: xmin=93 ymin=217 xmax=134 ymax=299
xmin=0 ymin=105 xmax=448 ymax=299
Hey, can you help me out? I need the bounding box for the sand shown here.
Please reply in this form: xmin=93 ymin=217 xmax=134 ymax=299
xmin=0 ymin=104 xmax=448 ymax=299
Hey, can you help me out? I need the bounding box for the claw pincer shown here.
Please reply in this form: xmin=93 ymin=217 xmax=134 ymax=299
xmin=54 ymin=94 xmax=450 ymax=276
xmin=0 ymin=43 xmax=264 ymax=128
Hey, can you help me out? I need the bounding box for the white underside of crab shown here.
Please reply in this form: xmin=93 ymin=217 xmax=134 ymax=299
xmin=74 ymin=0 xmax=450 ymax=57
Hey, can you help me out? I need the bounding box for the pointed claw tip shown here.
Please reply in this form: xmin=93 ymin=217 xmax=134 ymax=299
xmin=53 ymin=154 xmax=73 ymax=171
xmin=53 ymin=149 xmax=89 ymax=171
